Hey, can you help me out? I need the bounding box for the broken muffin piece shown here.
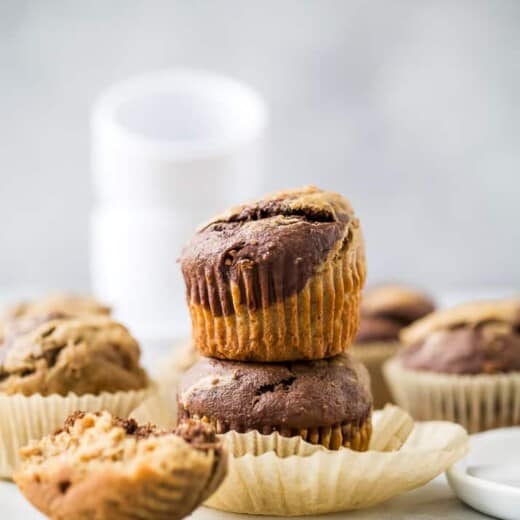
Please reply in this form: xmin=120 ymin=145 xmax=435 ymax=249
xmin=14 ymin=411 xmax=227 ymax=520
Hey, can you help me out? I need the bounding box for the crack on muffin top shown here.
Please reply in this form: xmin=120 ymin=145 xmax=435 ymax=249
xmin=254 ymin=376 xmax=297 ymax=396
xmin=212 ymin=198 xmax=337 ymax=226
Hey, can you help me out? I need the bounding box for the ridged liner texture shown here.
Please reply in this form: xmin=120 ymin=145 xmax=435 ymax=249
xmin=384 ymin=358 xmax=520 ymax=433
xmin=187 ymin=224 xmax=366 ymax=362
xmin=0 ymin=386 xmax=154 ymax=478
xmin=204 ymin=406 xmax=468 ymax=515
xmin=183 ymin=413 xmax=372 ymax=451
xmin=351 ymin=341 xmax=400 ymax=409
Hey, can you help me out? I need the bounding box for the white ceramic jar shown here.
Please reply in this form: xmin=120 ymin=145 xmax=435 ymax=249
xmin=90 ymin=70 xmax=268 ymax=343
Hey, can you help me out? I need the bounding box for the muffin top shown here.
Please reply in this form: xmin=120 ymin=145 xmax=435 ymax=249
xmin=179 ymin=353 xmax=372 ymax=432
xmin=3 ymin=294 xmax=110 ymax=322
xmin=0 ymin=294 xmax=110 ymax=345
xmin=180 ymin=186 xmax=362 ymax=315
xmin=356 ymin=285 xmax=435 ymax=343
xmin=0 ymin=314 xmax=147 ymax=396
xmin=399 ymin=299 xmax=520 ymax=374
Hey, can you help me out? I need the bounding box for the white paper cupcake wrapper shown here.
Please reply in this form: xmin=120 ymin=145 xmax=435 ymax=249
xmin=384 ymin=358 xmax=520 ymax=433
xmin=134 ymin=380 xmax=466 ymax=515
xmin=205 ymin=406 xmax=467 ymax=515
xmin=0 ymin=386 xmax=154 ymax=478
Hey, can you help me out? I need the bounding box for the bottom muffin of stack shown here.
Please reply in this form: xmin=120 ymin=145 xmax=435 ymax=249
xmin=178 ymin=354 xmax=372 ymax=450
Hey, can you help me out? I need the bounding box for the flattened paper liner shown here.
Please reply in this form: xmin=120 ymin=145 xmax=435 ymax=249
xmin=351 ymin=341 xmax=399 ymax=409
xmin=384 ymin=359 xmax=520 ymax=433
xmin=205 ymin=417 xmax=468 ymax=516
xmin=220 ymin=406 xmax=412 ymax=458
xmin=0 ymin=386 xmax=153 ymax=478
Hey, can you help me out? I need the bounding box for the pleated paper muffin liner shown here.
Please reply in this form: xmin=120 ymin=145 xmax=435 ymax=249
xmin=204 ymin=405 xmax=468 ymax=515
xmin=187 ymin=224 xmax=366 ymax=362
xmin=179 ymin=412 xmax=372 ymax=451
xmin=384 ymin=358 xmax=520 ymax=433
xmin=351 ymin=341 xmax=399 ymax=409
xmin=0 ymin=386 xmax=154 ymax=478
xmin=146 ymin=369 xmax=459 ymax=514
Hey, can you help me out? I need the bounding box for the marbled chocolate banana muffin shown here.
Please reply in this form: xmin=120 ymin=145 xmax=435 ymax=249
xmin=0 ymin=314 xmax=147 ymax=396
xmin=14 ymin=411 xmax=227 ymax=520
xmin=0 ymin=293 xmax=110 ymax=347
xmin=352 ymin=285 xmax=435 ymax=408
xmin=178 ymin=353 xmax=372 ymax=451
xmin=384 ymin=298 xmax=520 ymax=432
xmin=180 ymin=186 xmax=366 ymax=362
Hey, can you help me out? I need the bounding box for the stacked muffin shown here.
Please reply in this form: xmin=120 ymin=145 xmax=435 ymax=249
xmin=351 ymin=285 xmax=435 ymax=408
xmin=177 ymin=186 xmax=373 ymax=450
xmin=385 ymin=298 xmax=520 ymax=433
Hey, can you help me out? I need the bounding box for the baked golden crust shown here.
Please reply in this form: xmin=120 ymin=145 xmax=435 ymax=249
xmin=0 ymin=316 xmax=148 ymax=396
xmin=14 ymin=412 xmax=227 ymax=520
xmin=401 ymin=298 xmax=520 ymax=347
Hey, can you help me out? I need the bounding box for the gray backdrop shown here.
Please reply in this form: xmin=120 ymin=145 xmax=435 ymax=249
xmin=0 ymin=0 xmax=518 ymax=295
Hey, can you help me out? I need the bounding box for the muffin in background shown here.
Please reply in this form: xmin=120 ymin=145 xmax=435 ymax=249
xmin=178 ymin=353 xmax=372 ymax=451
xmin=0 ymin=314 xmax=147 ymax=396
xmin=14 ymin=411 xmax=227 ymax=520
xmin=0 ymin=314 xmax=151 ymax=477
xmin=0 ymin=293 xmax=110 ymax=345
xmin=180 ymin=186 xmax=366 ymax=362
xmin=351 ymin=285 xmax=435 ymax=409
xmin=2 ymin=293 xmax=110 ymax=322
xmin=155 ymin=341 xmax=200 ymax=418
xmin=384 ymin=298 xmax=520 ymax=433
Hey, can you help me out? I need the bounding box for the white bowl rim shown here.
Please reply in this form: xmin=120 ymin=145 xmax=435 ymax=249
xmin=447 ymin=426 xmax=520 ymax=498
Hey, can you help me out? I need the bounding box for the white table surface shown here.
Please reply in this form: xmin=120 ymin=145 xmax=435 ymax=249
xmin=0 ymin=475 xmax=490 ymax=519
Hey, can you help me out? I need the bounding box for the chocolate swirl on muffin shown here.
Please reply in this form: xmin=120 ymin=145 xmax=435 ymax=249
xmin=400 ymin=299 xmax=520 ymax=374
xmin=180 ymin=186 xmax=366 ymax=362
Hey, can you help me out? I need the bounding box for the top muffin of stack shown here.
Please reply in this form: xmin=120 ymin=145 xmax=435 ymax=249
xmin=180 ymin=186 xmax=366 ymax=362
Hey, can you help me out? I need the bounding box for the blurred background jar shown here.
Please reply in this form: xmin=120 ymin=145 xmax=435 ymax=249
xmin=90 ymin=70 xmax=268 ymax=349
